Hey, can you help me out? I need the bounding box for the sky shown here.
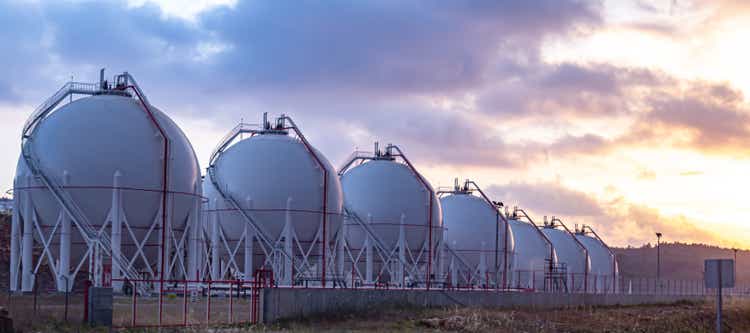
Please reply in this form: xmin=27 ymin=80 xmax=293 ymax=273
xmin=1 ymin=0 xmax=749 ymax=248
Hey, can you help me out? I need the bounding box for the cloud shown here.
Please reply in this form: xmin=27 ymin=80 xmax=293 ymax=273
xmin=487 ymin=181 xmax=604 ymax=216
xmin=485 ymin=181 xmax=728 ymax=247
xmin=197 ymin=0 xmax=601 ymax=95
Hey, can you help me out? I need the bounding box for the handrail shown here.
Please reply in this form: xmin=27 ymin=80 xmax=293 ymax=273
xmin=206 ymin=124 xmax=305 ymax=282
xmin=580 ymin=225 xmax=618 ymax=293
xmin=439 ymin=179 xmax=510 ymax=289
xmin=513 ymin=208 xmax=557 ymax=290
xmin=20 ymin=78 xmax=147 ymax=293
xmin=22 ymin=82 xmax=99 ymax=136
xmin=338 ymin=144 xmax=438 ymax=289
xmin=549 ymin=217 xmax=590 ymax=292
xmin=279 ymin=115 xmax=330 ymax=285
xmin=464 ymin=180 xmax=510 ymax=290
xmin=386 ymin=145 xmax=436 ymax=290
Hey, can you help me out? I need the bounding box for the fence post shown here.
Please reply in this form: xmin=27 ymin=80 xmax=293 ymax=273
xmin=183 ymin=280 xmax=188 ymax=326
xmin=32 ymin=275 xmax=38 ymax=316
xmin=131 ymin=281 xmax=137 ymax=327
xmin=64 ymin=276 xmax=69 ymax=322
xmin=83 ymin=280 xmax=91 ymax=324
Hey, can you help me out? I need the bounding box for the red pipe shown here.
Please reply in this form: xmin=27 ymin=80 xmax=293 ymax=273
xmin=583 ymin=225 xmax=618 ymax=294
xmin=551 ymin=217 xmax=589 ymax=293
xmin=183 ymin=281 xmax=188 ymax=326
xmin=389 ymin=146 xmax=434 ymax=290
xmin=132 ymin=281 xmax=137 ymax=326
xmin=515 ymin=209 xmax=556 ymax=291
xmin=121 ymin=85 xmax=170 ymax=323
xmin=282 ymin=118 xmax=328 ymax=286
xmin=465 ymin=181 xmax=509 ymax=290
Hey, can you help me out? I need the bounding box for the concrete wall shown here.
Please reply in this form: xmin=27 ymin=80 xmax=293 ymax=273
xmin=261 ymin=288 xmax=709 ymax=323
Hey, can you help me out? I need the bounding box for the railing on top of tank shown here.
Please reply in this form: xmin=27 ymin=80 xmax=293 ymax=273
xmin=22 ymin=81 xmax=100 ymax=137
xmin=208 ymin=122 xmax=261 ymax=167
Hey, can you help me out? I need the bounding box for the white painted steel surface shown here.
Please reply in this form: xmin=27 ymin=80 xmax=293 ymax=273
xmin=13 ymin=93 xmax=201 ymax=291
xmin=440 ymin=193 xmax=514 ymax=282
xmin=509 ymin=218 xmax=554 ymax=289
xmin=576 ymin=232 xmax=618 ymax=292
xmin=203 ymin=131 xmax=343 ymax=280
xmin=342 ymin=159 xmax=442 ymax=251
xmin=542 ymin=226 xmax=589 ymax=290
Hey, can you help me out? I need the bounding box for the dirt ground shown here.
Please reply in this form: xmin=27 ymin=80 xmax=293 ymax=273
xmin=11 ymin=298 xmax=750 ymax=332
xmin=259 ymin=298 xmax=750 ymax=333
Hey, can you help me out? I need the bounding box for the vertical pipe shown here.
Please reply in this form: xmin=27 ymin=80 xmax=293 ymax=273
xmin=210 ymin=199 xmax=220 ymax=280
xmin=131 ymin=281 xmax=137 ymax=326
xmin=338 ymin=222 xmax=345 ymax=285
xmin=284 ymin=197 xmax=293 ymax=286
xmin=10 ymin=176 xmax=21 ymax=291
xmin=187 ymin=180 xmax=201 ymax=283
xmin=111 ymin=170 xmax=123 ymax=291
xmin=398 ymin=213 xmax=406 ymax=288
xmin=479 ymin=242 xmax=487 ymax=288
xmin=21 ymin=174 xmax=34 ymax=292
xmin=244 ymin=198 xmax=254 ymax=282
xmin=58 ymin=171 xmax=72 ymax=292
xmin=183 ymin=280 xmax=188 ymax=326
xmin=365 ymin=214 xmax=373 ymax=284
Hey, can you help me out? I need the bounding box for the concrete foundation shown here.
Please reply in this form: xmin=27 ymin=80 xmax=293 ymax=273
xmin=261 ymin=288 xmax=709 ymax=324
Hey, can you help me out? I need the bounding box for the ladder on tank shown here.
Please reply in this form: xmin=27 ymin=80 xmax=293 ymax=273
xmin=205 ymin=123 xmax=309 ymax=283
xmin=545 ymin=260 xmax=568 ymax=293
xmin=21 ymin=73 xmax=162 ymax=294
xmin=342 ymin=207 xmax=428 ymax=286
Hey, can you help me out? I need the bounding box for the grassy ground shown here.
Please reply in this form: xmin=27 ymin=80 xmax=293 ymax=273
xmin=10 ymin=298 xmax=750 ymax=332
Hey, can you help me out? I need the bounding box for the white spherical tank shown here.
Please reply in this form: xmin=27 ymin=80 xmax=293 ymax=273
xmin=576 ymin=232 xmax=618 ymax=292
xmin=342 ymin=159 xmax=442 ymax=253
xmin=509 ymin=218 xmax=555 ymax=289
xmin=542 ymin=226 xmax=590 ymax=290
xmin=440 ymin=193 xmax=514 ymax=280
xmin=14 ymin=93 xmax=201 ymax=280
xmin=203 ymin=129 xmax=343 ymax=277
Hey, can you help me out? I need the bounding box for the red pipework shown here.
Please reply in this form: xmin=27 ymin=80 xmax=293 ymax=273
xmin=281 ymin=117 xmax=329 ymax=286
xmin=465 ymin=181 xmax=510 ymax=290
xmin=388 ymin=145 xmax=434 ymax=290
xmin=514 ymin=209 xmax=556 ymax=291
xmin=118 ymin=84 xmax=171 ymax=323
xmin=551 ymin=217 xmax=589 ymax=293
xmin=582 ymin=225 xmax=618 ymax=294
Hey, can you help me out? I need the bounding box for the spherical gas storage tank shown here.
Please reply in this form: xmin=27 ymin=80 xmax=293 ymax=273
xmin=203 ymin=120 xmax=343 ymax=283
xmin=341 ymin=148 xmax=442 ymax=286
xmin=575 ymin=230 xmax=618 ymax=293
xmin=14 ymin=89 xmax=201 ymax=291
xmin=541 ymin=223 xmax=590 ymax=292
xmin=508 ymin=218 xmax=555 ymax=290
xmin=440 ymin=191 xmax=514 ymax=287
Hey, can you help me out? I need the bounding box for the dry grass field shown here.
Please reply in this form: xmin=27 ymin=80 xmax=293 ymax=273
xmin=4 ymin=296 xmax=750 ymax=332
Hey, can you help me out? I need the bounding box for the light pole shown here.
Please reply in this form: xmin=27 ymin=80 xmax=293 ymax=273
xmin=656 ymin=232 xmax=662 ymax=293
xmin=734 ymin=248 xmax=738 ymax=293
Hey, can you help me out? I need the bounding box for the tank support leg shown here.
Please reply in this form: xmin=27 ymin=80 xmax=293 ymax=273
xmin=365 ymin=214 xmax=373 ymax=285
xmin=10 ymin=178 xmax=20 ymax=291
xmin=110 ymin=171 xmax=123 ymax=291
xmin=283 ymin=197 xmax=294 ymax=286
xmin=21 ymin=174 xmax=35 ymax=292
xmin=187 ymin=181 xmax=201 ymax=283
xmin=210 ymin=199 xmax=220 ymax=280
xmin=398 ymin=213 xmax=406 ymax=288
xmin=57 ymin=172 xmax=72 ymax=292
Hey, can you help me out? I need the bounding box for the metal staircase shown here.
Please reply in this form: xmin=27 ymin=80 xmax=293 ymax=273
xmin=21 ymin=72 xmax=162 ymax=293
xmin=206 ymin=123 xmax=307 ymax=282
